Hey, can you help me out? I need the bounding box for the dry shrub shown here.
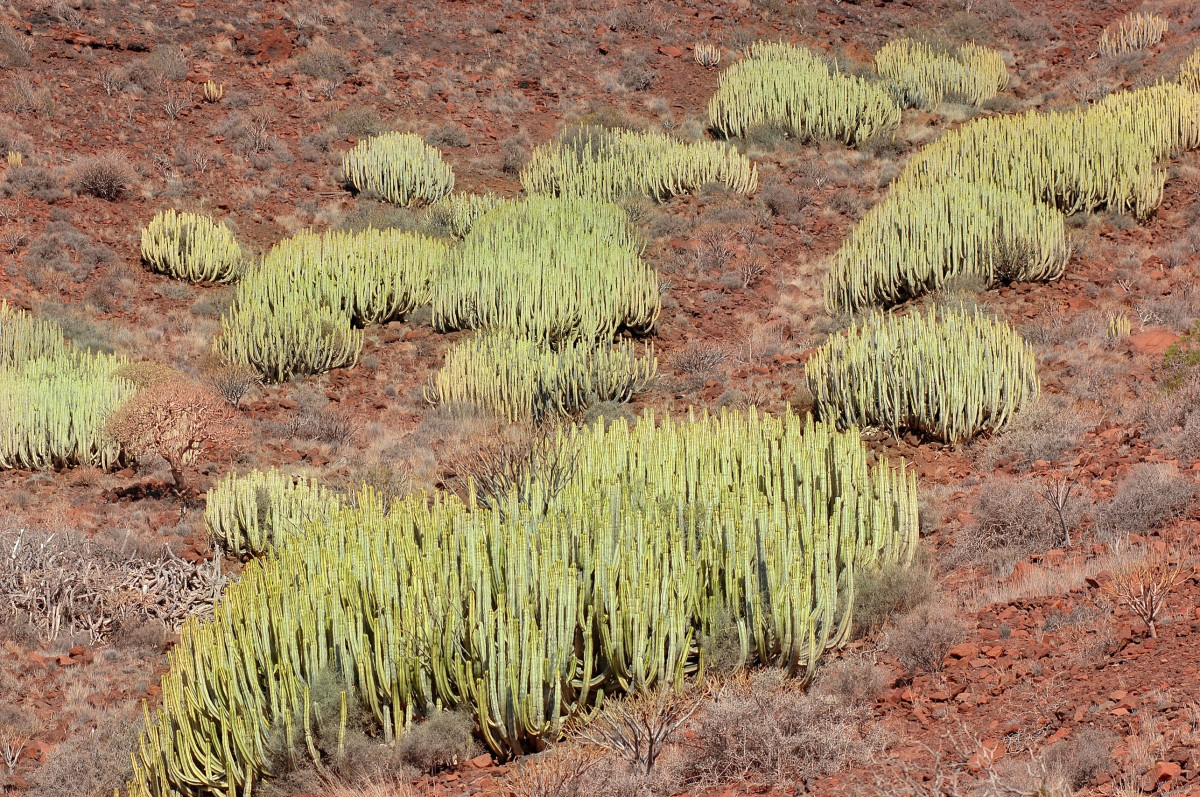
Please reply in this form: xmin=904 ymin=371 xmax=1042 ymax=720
xmin=0 ymin=528 xmax=225 ymax=642
xmin=1101 ymin=551 xmax=1192 ymax=638
xmin=397 ymin=710 xmax=479 ymax=773
xmin=506 ymin=744 xmax=605 ymax=797
xmin=811 ymin=656 xmax=891 ymax=706
xmin=292 ymin=47 xmax=354 ymax=81
xmin=671 ymin=342 xmax=728 ymax=375
xmin=0 ymin=27 xmax=30 ymax=68
xmin=105 ymin=380 xmax=240 ymax=490
xmin=578 ymin=685 xmax=701 ymax=777
xmin=886 ymin=603 xmax=967 ymax=674
xmin=72 ymin=153 xmax=132 ymax=200
xmin=852 ymin=560 xmax=935 ymax=636
xmin=447 ymin=426 xmax=578 ymax=511
xmin=682 ymin=670 xmax=877 ymax=786
xmin=20 ymin=219 xmax=115 ymax=284
xmin=977 ymin=395 xmax=1093 ymax=471
xmin=959 ymin=476 xmax=1058 ymax=573
xmin=1041 ymin=727 xmax=1116 ymax=789
xmin=114 ymin=360 xmax=180 ymax=389
xmin=26 ymin=707 xmax=140 ymax=797
xmin=1 ymin=163 xmax=64 ymax=201
xmin=202 ymin=360 xmax=262 ymax=408
xmin=1094 ymin=463 xmax=1196 ymax=540
xmin=282 ymin=404 xmax=359 ymax=448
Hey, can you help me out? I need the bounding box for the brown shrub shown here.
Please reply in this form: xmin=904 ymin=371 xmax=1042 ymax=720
xmin=977 ymin=396 xmax=1093 ymax=471
xmin=960 ymin=476 xmax=1058 ymax=573
xmin=1042 ymin=727 xmax=1116 ymax=789
xmin=105 ymin=380 xmax=239 ymax=490
xmin=26 ymin=707 xmax=140 ymax=797
xmin=577 ymin=685 xmax=701 ymax=777
xmin=1093 ymin=464 xmax=1197 ymax=540
xmin=72 ymin=153 xmax=132 ymax=200
xmin=887 ymin=603 xmax=967 ymax=674
xmin=811 ymin=656 xmax=891 ymax=706
xmin=202 ymin=360 xmax=262 ymax=408
xmin=682 ymin=670 xmax=877 ymax=786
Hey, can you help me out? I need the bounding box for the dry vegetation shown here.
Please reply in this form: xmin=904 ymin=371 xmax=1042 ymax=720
xmin=2 ymin=0 xmax=1200 ymax=795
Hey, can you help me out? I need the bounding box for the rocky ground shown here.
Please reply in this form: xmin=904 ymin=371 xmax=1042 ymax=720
xmin=1 ymin=0 xmax=1199 ymax=795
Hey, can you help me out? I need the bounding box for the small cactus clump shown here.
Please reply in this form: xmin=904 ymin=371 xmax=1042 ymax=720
xmin=341 ymin=131 xmax=455 ymax=207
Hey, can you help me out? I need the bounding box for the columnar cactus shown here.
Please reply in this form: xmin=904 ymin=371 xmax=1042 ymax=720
xmin=141 ymin=209 xmax=243 ymax=283
xmin=874 ymin=38 xmax=1008 ymax=109
xmin=128 ymin=410 xmax=918 ymax=796
xmin=708 ymin=41 xmax=901 ymax=145
xmin=205 ymin=468 xmax=344 ymax=557
xmin=425 ymin=332 xmax=657 ymax=422
xmin=1099 ymin=12 xmax=1168 ymax=56
xmin=433 ymin=195 xmax=660 ymax=342
xmin=520 ymin=128 xmax=758 ymax=201
xmin=806 ymin=307 xmax=1040 ymax=443
xmin=341 ymin=132 xmax=455 ymax=206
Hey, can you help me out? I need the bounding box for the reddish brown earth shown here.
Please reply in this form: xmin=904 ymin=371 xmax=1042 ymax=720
xmin=1 ymin=0 xmax=1199 ymax=795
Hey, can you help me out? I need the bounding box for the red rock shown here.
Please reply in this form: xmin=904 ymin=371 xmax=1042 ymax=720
xmin=1128 ymin=330 xmax=1180 ymax=356
xmin=658 ymin=45 xmax=683 ymax=57
xmin=468 ymin=753 xmax=492 ymax=769
xmin=946 ymin=642 xmax=980 ymax=660
xmin=1141 ymin=761 xmax=1181 ymax=791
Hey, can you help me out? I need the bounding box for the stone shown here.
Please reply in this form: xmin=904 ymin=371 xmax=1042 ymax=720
xmin=658 ymin=45 xmax=683 ymax=57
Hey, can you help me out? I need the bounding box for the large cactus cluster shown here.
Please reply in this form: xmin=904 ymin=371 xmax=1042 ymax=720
xmin=140 ymin=209 xmax=243 ymax=283
xmin=520 ymin=128 xmax=758 ymax=201
xmin=128 ymin=409 xmax=918 ymax=796
xmin=806 ymin=308 xmax=1039 ymax=443
xmin=826 ymin=83 xmax=1200 ymax=310
xmin=425 ymin=332 xmax=657 ymax=422
xmin=1099 ymin=12 xmax=1168 ymax=56
xmin=0 ymin=302 xmax=133 ymax=470
xmin=874 ymin=38 xmax=1008 ymax=110
xmin=214 ymin=228 xmax=448 ymax=381
xmin=708 ymin=41 xmax=901 ymax=145
xmin=341 ymin=132 xmax=455 ymax=207
xmin=433 ymin=195 xmax=660 ymax=342
xmin=205 ymin=467 xmax=344 ymax=558
xmin=825 ymin=178 xmax=1069 ymax=309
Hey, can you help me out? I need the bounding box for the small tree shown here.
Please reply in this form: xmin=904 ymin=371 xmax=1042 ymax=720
xmin=105 ymin=380 xmax=238 ymax=491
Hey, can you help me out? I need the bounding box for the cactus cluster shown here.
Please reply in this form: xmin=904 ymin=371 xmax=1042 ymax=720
xmin=826 ymin=83 xmax=1200 ymax=310
xmin=433 ymin=195 xmax=660 ymax=342
xmin=520 ymin=128 xmax=758 ymax=202
xmin=141 ymin=209 xmax=243 ymax=283
xmin=205 ymin=468 xmax=344 ymax=558
xmin=425 ymin=332 xmax=657 ymax=422
xmin=708 ymin=41 xmax=901 ymax=145
xmin=129 ymin=409 xmax=918 ymax=796
xmin=825 ymin=178 xmax=1069 ymax=309
xmin=341 ymin=132 xmax=455 ymax=207
xmin=874 ymin=38 xmax=1008 ymax=110
xmin=0 ymin=303 xmax=133 ymax=470
xmin=214 ymin=228 xmax=448 ymax=380
xmin=806 ymin=308 xmax=1039 ymax=443
xmin=1099 ymin=12 xmax=1168 ymax=56
xmin=422 ymin=192 xmax=511 ymax=238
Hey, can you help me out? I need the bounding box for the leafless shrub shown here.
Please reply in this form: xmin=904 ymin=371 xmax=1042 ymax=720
xmin=25 ymin=707 xmax=141 ymax=797
xmin=608 ymin=6 xmax=670 ymax=36
xmin=695 ymin=228 xmax=734 ymax=271
xmin=811 ymin=656 xmax=891 ymax=706
xmin=759 ymin=182 xmax=808 ymax=219
xmin=682 ymin=670 xmax=878 ymax=786
xmin=284 ymin=405 xmax=359 ymax=448
xmin=1101 ymin=550 xmax=1192 ymax=638
xmin=500 ymin=133 xmax=530 ymax=175
xmin=671 ymin=342 xmax=728 ymax=375
xmin=162 ymin=91 xmax=188 ymax=120
xmin=0 ymin=529 xmax=225 ymax=642
xmin=1 ymin=162 xmax=63 ymax=201
xmin=98 ymin=68 xmax=128 ymax=96
xmin=20 ymin=219 xmax=115 ymax=283
xmin=447 ymin=427 xmax=578 ymax=512
xmin=72 ymin=152 xmax=133 ymax=200
xmin=203 ymin=361 xmax=261 ymax=408
xmin=887 ymin=603 xmax=967 ymax=674
xmin=959 ymin=476 xmax=1059 ymax=572
xmin=738 ymin=260 xmax=766 ymax=288
xmin=576 ymin=685 xmax=701 ymax=776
